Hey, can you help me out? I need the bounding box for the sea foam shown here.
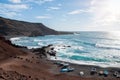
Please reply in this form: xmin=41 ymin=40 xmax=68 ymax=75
xmin=10 ymin=32 xmax=120 ymax=68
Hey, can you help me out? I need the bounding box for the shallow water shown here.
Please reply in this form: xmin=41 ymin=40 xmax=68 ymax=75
xmin=10 ymin=31 xmax=120 ymax=68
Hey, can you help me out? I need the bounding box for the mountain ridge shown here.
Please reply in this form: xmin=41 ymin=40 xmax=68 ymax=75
xmin=0 ymin=16 xmax=71 ymax=37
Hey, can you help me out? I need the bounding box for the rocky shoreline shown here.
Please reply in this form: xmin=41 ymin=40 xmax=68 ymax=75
xmin=28 ymin=44 xmax=120 ymax=79
xmin=0 ymin=36 xmax=120 ymax=80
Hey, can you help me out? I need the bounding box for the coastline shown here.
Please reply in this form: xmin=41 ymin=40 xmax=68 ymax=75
xmin=0 ymin=36 xmax=120 ymax=80
xmin=50 ymin=60 xmax=120 ymax=79
xmin=50 ymin=57 xmax=120 ymax=68
xmin=26 ymin=43 xmax=120 ymax=79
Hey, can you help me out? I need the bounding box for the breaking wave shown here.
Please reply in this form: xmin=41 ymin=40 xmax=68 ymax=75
xmin=10 ymin=32 xmax=120 ymax=68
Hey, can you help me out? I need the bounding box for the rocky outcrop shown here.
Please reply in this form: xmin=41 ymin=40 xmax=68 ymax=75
xmin=33 ymin=44 xmax=56 ymax=59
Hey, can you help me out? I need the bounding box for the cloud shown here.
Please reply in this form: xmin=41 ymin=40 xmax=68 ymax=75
xmin=34 ymin=0 xmax=54 ymax=4
xmin=0 ymin=10 xmax=18 ymax=17
xmin=0 ymin=3 xmax=29 ymax=11
xmin=9 ymin=0 xmax=54 ymax=5
xmin=9 ymin=0 xmax=21 ymax=3
xmin=68 ymin=10 xmax=83 ymax=15
xmin=67 ymin=0 xmax=120 ymax=31
xmin=49 ymin=7 xmax=60 ymax=10
xmin=0 ymin=0 xmax=53 ymax=18
xmin=47 ymin=6 xmax=60 ymax=11
xmin=0 ymin=3 xmax=29 ymax=17
xmin=36 ymin=16 xmax=51 ymax=19
xmin=89 ymin=0 xmax=120 ymax=28
xmin=23 ymin=0 xmax=54 ymax=5
xmin=68 ymin=9 xmax=89 ymax=15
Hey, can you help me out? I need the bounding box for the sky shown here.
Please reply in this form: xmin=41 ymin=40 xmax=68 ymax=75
xmin=0 ymin=0 xmax=120 ymax=31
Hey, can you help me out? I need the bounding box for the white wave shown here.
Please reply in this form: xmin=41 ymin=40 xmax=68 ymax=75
xmin=34 ymin=39 xmax=42 ymax=42
xmin=71 ymin=46 xmax=84 ymax=50
xmin=74 ymin=32 xmax=80 ymax=35
xmin=27 ymin=46 xmax=41 ymax=49
xmin=53 ymin=44 xmax=69 ymax=51
xmin=96 ymin=43 xmax=120 ymax=50
xmin=10 ymin=37 xmax=21 ymax=41
xmin=38 ymin=42 xmax=44 ymax=46
xmin=51 ymin=57 xmax=120 ymax=68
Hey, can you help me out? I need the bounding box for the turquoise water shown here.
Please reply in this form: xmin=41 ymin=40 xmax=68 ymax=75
xmin=10 ymin=32 xmax=120 ymax=67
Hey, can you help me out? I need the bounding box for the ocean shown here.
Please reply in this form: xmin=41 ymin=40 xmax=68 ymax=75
xmin=10 ymin=31 xmax=120 ymax=68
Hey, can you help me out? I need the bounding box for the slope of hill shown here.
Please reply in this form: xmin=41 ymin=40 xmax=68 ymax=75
xmin=0 ymin=36 xmax=53 ymax=80
xmin=0 ymin=17 xmax=59 ymax=36
xmin=0 ymin=36 xmax=27 ymax=60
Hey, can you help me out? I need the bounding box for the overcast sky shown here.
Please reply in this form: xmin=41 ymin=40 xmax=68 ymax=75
xmin=0 ymin=0 xmax=120 ymax=31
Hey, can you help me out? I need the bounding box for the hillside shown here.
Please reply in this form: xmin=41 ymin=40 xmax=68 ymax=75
xmin=0 ymin=36 xmax=53 ymax=80
xmin=0 ymin=36 xmax=27 ymax=60
xmin=0 ymin=17 xmax=60 ymax=36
